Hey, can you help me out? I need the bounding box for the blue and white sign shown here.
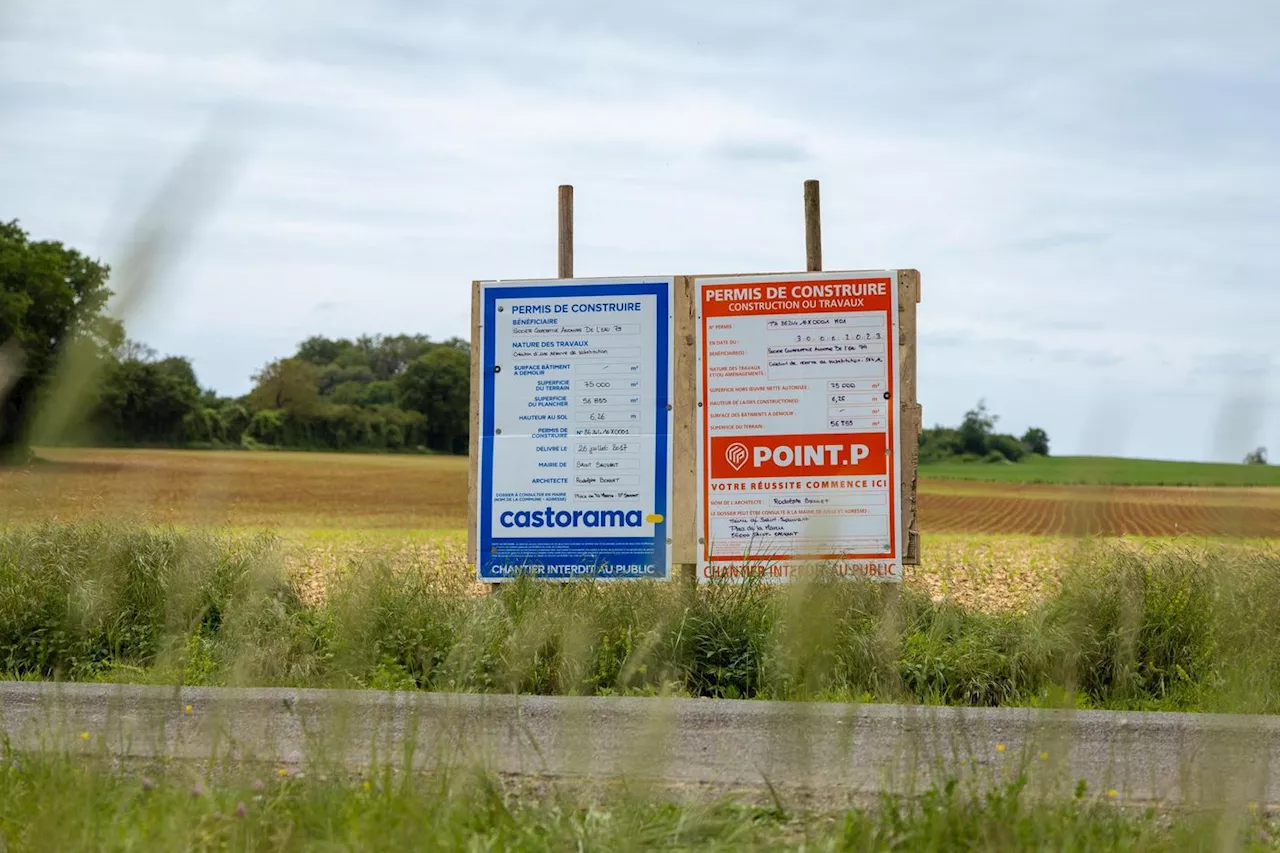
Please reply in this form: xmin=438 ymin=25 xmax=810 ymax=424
xmin=477 ymin=277 xmax=675 ymax=581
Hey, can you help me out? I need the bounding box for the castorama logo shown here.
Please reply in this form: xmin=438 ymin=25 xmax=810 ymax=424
xmin=499 ymin=507 xmax=645 ymax=529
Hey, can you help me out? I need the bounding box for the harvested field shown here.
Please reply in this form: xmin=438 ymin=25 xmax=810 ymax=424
xmin=7 ymin=447 xmax=1280 ymax=540
xmin=1 ymin=448 xmax=468 ymax=530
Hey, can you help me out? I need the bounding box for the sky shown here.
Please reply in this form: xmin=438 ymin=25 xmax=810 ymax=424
xmin=2 ymin=0 xmax=1277 ymax=462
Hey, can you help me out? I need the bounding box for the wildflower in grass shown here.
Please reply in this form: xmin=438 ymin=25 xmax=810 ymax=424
xmin=184 ymin=704 xmax=193 ymax=715
xmin=192 ymin=785 xmax=205 ymax=798
xmin=363 ymin=781 xmax=372 ymax=793
xmin=235 ymin=801 xmax=248 ymax=819
xmin=212 ymin=811 xmax=223 ymax=820
xmin=79 ymin=732 xmax=89 ymax=742
xmin=141 ymin=777 xmax=155 ymax=791
xmin=996 ymin=744 xmax=1006 ymax=753
xmin=277 ymin=767 xmax=288 ymax=778
xmin=1108 ymin=789 xmax=1118 ymax=798
xmin=1039 ymin=752 xmax=1049 ymax=761
xmin=251 ymin=779 xmax=266 ymax=793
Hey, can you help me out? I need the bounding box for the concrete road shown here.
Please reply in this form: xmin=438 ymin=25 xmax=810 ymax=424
xmin=3 ymin=682 xmax=1279 ymax=808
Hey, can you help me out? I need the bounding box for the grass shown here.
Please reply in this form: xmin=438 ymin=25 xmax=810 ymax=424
xmin=6 ymin=523 xmax=1280 ymax=713
xmin=922 ymin=455 xmax=1280 ymax=487
xmin=4 ymin=749 xmax=1274 ymax=852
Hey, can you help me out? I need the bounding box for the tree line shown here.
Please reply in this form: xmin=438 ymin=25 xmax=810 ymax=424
xmin=96 ymin=333 xmax=470 ymax=454
xmin=1 ymin=220 xmax=469 ymax=458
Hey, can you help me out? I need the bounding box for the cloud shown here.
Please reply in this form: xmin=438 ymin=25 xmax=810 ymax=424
xmin=707 ymin=138 xmax=808 ymax=163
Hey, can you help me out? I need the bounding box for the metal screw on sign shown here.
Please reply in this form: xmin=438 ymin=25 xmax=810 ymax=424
xmin=666 ymin=404 xmax=673 ymax=411
xmin=883 ymin=391 xmax=890 ymax=400
xmin=495 ymin=428 xmax=502 ymax=435
xmin=498 ymin=306 xmax=505 ymax=312
xmin=494 ymin=365 xmax=501 ymax=373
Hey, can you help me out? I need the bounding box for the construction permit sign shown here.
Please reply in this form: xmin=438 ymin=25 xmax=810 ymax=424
xmin=695 ymin=271 xmax=902 ymax=582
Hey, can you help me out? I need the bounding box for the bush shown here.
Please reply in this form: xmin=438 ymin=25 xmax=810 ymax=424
xmin=988 ymin=434 xmax=1025 ymax=462
xmin=219 ymin=403 xmax=251 ymax=445
xmin=246 ymin=409 xmax=286 ymax=446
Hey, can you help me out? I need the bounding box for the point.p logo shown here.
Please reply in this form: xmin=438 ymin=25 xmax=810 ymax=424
xmin=724 ymin=442 xmax=750 ymax=471
xmin=710 ymin=433 xmax=889 ymax=478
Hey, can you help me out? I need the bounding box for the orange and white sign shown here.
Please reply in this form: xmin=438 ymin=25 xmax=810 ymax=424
xmin=695 ymin=271 xmax=902 ymax=582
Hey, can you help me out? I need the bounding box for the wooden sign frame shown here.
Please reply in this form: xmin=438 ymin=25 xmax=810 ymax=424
xmin=467 ymin=183 xmax=920 ymax=577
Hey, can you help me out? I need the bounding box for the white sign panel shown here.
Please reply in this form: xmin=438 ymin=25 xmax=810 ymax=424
xmin=477 ymin=277 xmax=675 ymax=581
xmin=695 ymin=271 xmax=903 ymax=582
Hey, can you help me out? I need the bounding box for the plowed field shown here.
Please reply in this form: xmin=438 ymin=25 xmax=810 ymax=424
xmin=919 ymin=482 xmax=1280 ymax=538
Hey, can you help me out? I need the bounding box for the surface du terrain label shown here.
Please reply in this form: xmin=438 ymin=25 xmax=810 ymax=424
xmin=695 ymin=271 xmax=904 ymax=582
xmin=477 ymin=278 xmax=675 ymax=581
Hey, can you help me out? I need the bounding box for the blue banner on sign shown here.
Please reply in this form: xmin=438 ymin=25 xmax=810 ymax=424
xmin=477 ymin=280 xmax=672 ymax=581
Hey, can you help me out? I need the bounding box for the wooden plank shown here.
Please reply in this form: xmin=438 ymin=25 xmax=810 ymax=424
xmin=671 ymin=275 xmax=699 ymax=577
xmin=558 ymin=185 xmax=573 ymax=279
xmin=804 ymin=180 xmax=822 ymax=272
xmin=897 ymin=269 xmax=921 ymax=565
xmin=467 ymin=280 xmax=483 ymax=567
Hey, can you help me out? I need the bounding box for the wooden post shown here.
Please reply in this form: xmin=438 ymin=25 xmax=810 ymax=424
xmin=468 ymin=281 xmax=482 ymax=571
xmin=804 ymin=179 xmax=821 ymax=272
xmin=671 ymin=275 xmax=699 ymax=592
xmin=558 ymin=184 xmax=574 ymax=279
xmin=897 ymin=270 xmax=922 ymax=566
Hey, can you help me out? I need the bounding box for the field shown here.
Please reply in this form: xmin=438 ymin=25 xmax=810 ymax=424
xmin=921 ymin=454 xmax=1280 ymax=487
xmin=3 ymin=447 xmax=1280 ymax=619
xmin=0 ymin=448 xmax=470 ymax=531
xmin=7 ymin=447 xmax=1280 ymax=543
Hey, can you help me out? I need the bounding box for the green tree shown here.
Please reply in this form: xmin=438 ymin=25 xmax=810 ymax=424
xmin=958 ymin=400 xmax=996 ymax=457
xmin=1244 ymin=447 xmax=1268 ymax=465
xmin=249 ymin=358 xmax=321 ymax=415
xmin=0 ymin=220 xmax=120 ymax=458
xmin=95 ymin=346 xmax=202 ymax=445
xmin=295 ymin=335 xmax=346 ymax=366
xmin=356 ymin=333 xmax=434 ymax=380
xmin=396 ymin=346 xmax=470 ymax=453
xmin=1021 ymin=427 xmax=1050 ymax=456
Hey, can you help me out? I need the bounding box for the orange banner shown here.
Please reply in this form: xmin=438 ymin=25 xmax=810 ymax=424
xmin=709 ymin=432 xmax=889 ymax=479
xmin=701 ymin=277 xmax=893 ymax=318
